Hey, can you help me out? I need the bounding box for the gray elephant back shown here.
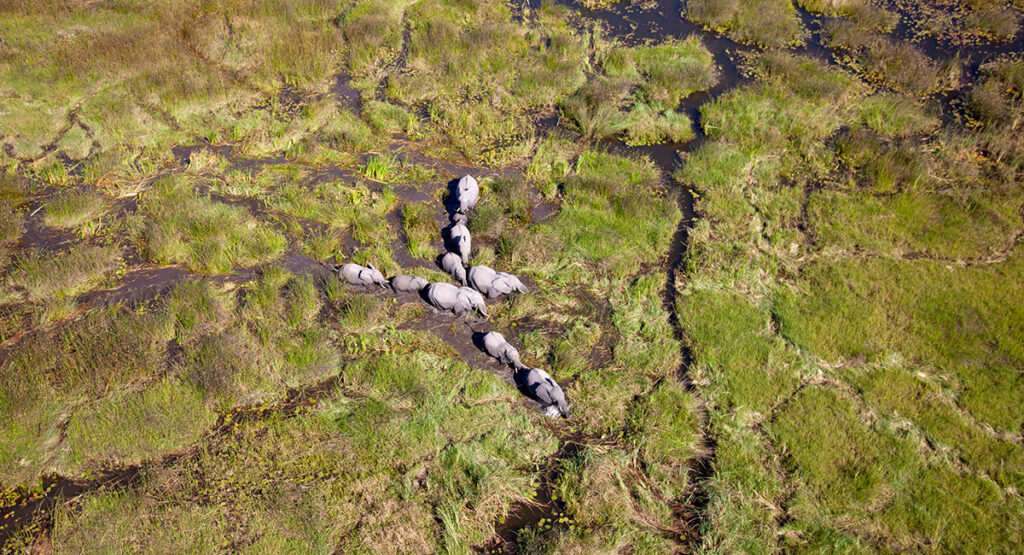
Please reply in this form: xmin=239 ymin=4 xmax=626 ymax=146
xmin=427 ymin=282 xmax=460 ymax=309
xmin=440 ymin=252 xmax=466 ymax=284
xmin=468 ymin=265 xmax=496 ymax=293
xmin=456 ymin=175 xmax=479 ymax=212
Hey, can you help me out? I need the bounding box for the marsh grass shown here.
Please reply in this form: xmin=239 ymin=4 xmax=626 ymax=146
xmin=513 ymin=150 xmax=679 ymax=281
xmin=42 ymin=189 xmax=108 ymax=229
xmin=131 ymin=176 xmax=285 ymax=274
xmin=368 ymin=1 xmax=590 ymax=163
xmin=806 ymin=188 xmax=1020 ymax=259
xmin=559 ymin=78 xmax=633 ymax=141
xmin=624 ymin=104 xmax=694 ymax=146
xmin=54 ymin=340 xmax=555 ymax=551
xmin=363 ymin=100 xmax=419 ymax=135
xmin=526 ymin=131 xmax=580 ymax=197
xmin=686 ymin=0 xmax=805 ymax=47
xmin=552 ymin=446 xmax=677 ymax=550
xmin=261 ymin=178 xmax=399 ymax=264
xmin=300 ymin=227 xmax=346 ymax=261
xmin=967 ymin=58 xmax=1024 ymax=161
xmin=0 ymin=201 xmax=24 ymax=246
xmin=7 ymin=243 xmax=121 ymax=302
xmin=673 ymin=43 xmax=1024 ymax=550
xmin=360 ymin=153 xmax=401 ymax=182
xmin=823 ymin=20 xmax=946 ymax=94
xmin=856 ymin=94 xmax=938 ymax=137
xmin=64 ymin=378 xmax=216 ymax=468
xmin=401 ymin=201 xmax=440 ymax=260
xmin=5 ymin=2 xmax=1020 ymax=552
xmin=0 ymin=303 xmax=173 ymax=482
xmin=0 ymin=0 xmax=347 ymax=164
xmin=468 ymin=176 xmax=534 ymax=246
xmin=625 ymin=37 xmax=720 ymax=109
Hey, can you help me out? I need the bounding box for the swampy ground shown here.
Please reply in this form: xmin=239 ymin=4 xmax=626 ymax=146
xmin=1 ymin=0 xmax=1022 ymax=552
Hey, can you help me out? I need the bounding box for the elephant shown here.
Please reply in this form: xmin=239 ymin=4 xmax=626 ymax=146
xmin=468 ymin=266 xmax=527 ymax=298
xmin=481 ymin=331 xmax=524 ymax=369
xmin=450 ymin=211 xmax=468 ymax=226
xmin=426 ymin=283 xmax=487 ymax=317
xmin=426 ymin=282 xmax=467 ymax=315
xmin=455 ymin=174 xmax=479 ymax=213
xmin=515 ymin=367 xmax=570 ymax=418
xmin=440 ymin=252 xmax=467 ymax=285
xmin=338 ymin=263 xmax=387 ymax=287
xmin=491 ymin=272 xmax=527 ymax=297
xmin=390 ymin=275 xmax=429 ymax=293
xmin=467 ymin=265 xmax=497 ymax=296
xmin=448 ymin=223 xmax=471 ymax=265
xmin=457 ymin=287 xmax=489 ymax=318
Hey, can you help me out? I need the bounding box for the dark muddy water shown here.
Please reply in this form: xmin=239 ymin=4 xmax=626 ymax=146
xmin=0 ymin=466 xmax=143 ymax=548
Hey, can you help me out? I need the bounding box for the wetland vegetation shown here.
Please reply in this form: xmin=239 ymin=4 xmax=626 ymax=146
xmin=1 ymin=0 xmax=1022 ymax=552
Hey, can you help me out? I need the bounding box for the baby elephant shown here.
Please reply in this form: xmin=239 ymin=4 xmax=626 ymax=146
xmin=391 ymin=275 xmax=429 ymax=293
xmin=492 ymin=272 xmax=527 ymax=296
xmin=440 ymin=252 xmax=467 ymax=285
xmin=448 ymin=223 xmax=471 ymax=266
xmin=468 ymin=265 xmax=527 ymax=299
xmin=481 ymin=331 xmax=524 ymax=369
xmin=515 ymin=367 xmax=570 ymax=418
xmin=457 ymin=287 xmax=489 ymax=318
xmin=338 ymin=263 xmax=387 ymax=287
xmin=454 ymin=174 xmax=479 ymax=213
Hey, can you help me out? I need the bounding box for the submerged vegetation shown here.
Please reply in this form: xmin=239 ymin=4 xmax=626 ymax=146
xmin=1 ymin=0 xmax=1023 ymax=552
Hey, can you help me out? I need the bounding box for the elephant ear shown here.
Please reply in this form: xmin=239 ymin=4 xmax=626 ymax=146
xmin=366 ymin=263 xmax=377 ymax=271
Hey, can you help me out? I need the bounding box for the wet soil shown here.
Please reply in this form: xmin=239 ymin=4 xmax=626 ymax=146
xmin=0 ymin=369 xmax=353 ymax=549
xmin=331 ymin=74 xmax=363 ymax=116
xmin=0 ymin=466 xmax=144 ymax=548
xmin=483 ymin=440 xmax=583 ymax=553
xmin=80 ymin=266 xmax=191 ymax=307
xmin=17 ymin=213 xmax=76 ymax=253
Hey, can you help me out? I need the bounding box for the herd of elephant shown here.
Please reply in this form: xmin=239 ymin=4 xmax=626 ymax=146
xmin=332 ymin=175 xmax=570 ymax=418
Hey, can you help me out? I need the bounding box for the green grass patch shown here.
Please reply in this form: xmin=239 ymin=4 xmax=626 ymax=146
xmin=806 ymin=188 xmax=1022 ymax=260
xmin=623 ymin=104 xmax=694 ymax=146
xmin=773 ymin=253 xmax=1024 ymax=434
xmin=686 ymin=0 xmax=804 ymax=48
xmin=513 ymin=150 xmax=679 ymax=281
xmin=7 ymin=243 xmax=121 ymax=302
xmin=856 ymin=94 xmax=938 ymax=137
xmin=363 ymin=100 xmax=418 ymax=135
xmin=42 ymin=189 xmax=108 ymax=229
xmin=63 ymin=378 xmax=216 ymax=469
xmin=131 ymin=176 xmax=285 ymax=274
xmin=401 ymin=201 xmax=440 ymax=260
xmin=360 ymin=153 xmax=401 ymax=182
